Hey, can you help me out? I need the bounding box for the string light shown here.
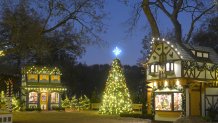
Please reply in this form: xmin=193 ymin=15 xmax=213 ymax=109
xmin=99 ymin=58 xmax=132 ymax=115
xmin=146 ymin=37 xmax=184 ymax=63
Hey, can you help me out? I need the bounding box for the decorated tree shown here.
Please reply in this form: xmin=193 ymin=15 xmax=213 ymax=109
xmin=77 ymin=95 xmax=90 ymax=110
xmin=99 ymin=47 xmax=132 ymax=115
xmin=0 ymin=91 xmax=6 ymax=110
xmin=61 ymin=96 xmax=71 ymax=108
xmin=83 ymin=95 xmax=91 ymax=110
xmin=71 ymin=95 xmax=78 ymax=110
xmin=12 ymin=97 xmax=20 ymax=111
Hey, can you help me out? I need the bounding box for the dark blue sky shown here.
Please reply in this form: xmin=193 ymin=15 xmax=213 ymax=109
xmin=78 ymin=1 xmax=194 ymax=65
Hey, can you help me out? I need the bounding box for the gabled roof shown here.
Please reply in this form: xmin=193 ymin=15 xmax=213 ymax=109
xmin=147 ymin=38 xmax=218 ymax=64
xmin=186 ymin=44 xmax=218 ymax=64
xmin=178 ymin=43 xmax=218 ymax=64
xmin=22 ymin=66 xmax=62 ymax=75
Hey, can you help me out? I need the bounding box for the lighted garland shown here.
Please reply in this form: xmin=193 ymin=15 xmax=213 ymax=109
xmin=99 ymin=58 xmax=132 ymax=115
xmin=181 ymin=87 xmax=186 ymax=117
xmin=146 ymin=37 xmax=184 ymax=62
xmin=24 ymin=66 xmax=62 ymax=75
xmin=150 ymin=88 xmax=156 ymax=119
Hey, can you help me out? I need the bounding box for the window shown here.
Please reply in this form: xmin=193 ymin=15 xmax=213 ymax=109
xmin=51 ymin=92 xmax=59 ymax=103
xmin=41 ymin=93 xmax=47 ymax=102
xmin=203 ymin=53 xmax=209 ymax=58
xmin=155 ymin=93 xmax=182 ymax=111
xmin=29 ymin=92 xmax=38 ymax=103
xmin=166 ymin=62 xmax=174 ymax=72
xmin=197 ymin=52 xmax=202 ymax=57
xmin=150 ymin=64 xmax=159 ymax=73
xmin=39 ymin=75 xmax=49 ymax=82
xmin=51 ymin=75 xmax=60 ymax=82
xmin=195 ymin=51 xmax=209 ymax=58
xmin=155 ymin=94 xmax=172 ymax=111
xmin=27 ymin=74 xmax=38 ymax=82
xmin=173 ymin=93 xmax=182 ymax=111
xmin=191 ymin=50 xmax=195 ymax=55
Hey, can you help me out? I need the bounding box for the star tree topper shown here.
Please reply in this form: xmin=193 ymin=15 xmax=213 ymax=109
xmin=113 ymin=47 xmax=121 ymax=57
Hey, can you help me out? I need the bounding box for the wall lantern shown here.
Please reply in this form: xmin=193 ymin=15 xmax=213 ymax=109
xmin=164 ymin=80 xmax=168 ymax=87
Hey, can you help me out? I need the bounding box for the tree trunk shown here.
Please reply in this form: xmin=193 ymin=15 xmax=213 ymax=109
xmin=142 ymin=0 xmax=160 ymax=38
xmin=171 ymin=18 xmax=182 ymax=43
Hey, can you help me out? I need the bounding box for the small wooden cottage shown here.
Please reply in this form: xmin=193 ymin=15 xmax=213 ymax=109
xmin=21 ymin=66 xmax=66 ymax=110
xmin=144 ymin=38 xmax=218 ymax=121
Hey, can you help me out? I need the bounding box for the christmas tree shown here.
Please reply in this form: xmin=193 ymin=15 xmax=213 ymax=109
xmin=99 ymin=58 xmax=132 ymax=115
xmin=61 ymin=96 xmax=71 ymax=108
xmin=71 ymin=95 xmax=78 ymax=110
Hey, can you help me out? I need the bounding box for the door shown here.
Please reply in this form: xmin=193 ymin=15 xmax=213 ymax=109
xmin=190 ymin=90 xmax=201 ymax=116
xmin=40 ymin=92 xmax=48 ymax=110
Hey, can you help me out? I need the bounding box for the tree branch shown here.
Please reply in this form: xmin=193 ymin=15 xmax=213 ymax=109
xmin=185 ymin=5 xmax=215 ymax=43
xmin=172 ymin=0 xmax=183 ymax=17
xmin=42 ymin=0 xmax=89 ymax=34
xmin=156 ymin=0 xmax=171 ymax=18
xmin=142 ymin=0 xmax=160 ymax=37
xmin=42 ymin=0 xmax=54 ymax=32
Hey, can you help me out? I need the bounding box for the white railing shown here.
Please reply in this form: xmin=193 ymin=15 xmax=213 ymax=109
xmin=0 ymin=113 xmax=13 ymax=123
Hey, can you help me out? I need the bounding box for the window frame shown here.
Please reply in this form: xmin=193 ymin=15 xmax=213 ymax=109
xmin=51 ymin=92 xmax=59 ymax=104
xmin=29 ymin=92 xmax=38 ymax=103
xmin=150 ymin=64 xmax=159 ymax=73
xmin=154 ymin=92 xmax=182 ymax=112
xmin=165 ymin=62 xmax=174 ymax=72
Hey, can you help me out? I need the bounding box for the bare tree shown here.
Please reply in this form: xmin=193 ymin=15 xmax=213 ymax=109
xmin=125 ymin=0 xmax=216 ymax=43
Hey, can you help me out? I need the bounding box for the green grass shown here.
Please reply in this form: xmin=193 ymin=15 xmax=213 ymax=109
xmin=13 ymin=111 xmax=145 ymax=123
xmin=12 ymin=111 xmax=171 ymax=123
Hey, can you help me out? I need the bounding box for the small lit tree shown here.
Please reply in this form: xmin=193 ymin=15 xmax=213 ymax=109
xmin=71 ymin=95 xmax=78 ymax=110
xmin=0 ymin=91 xmax=6 ymax=110
xmin=99 ymin=56 xmax=132 ymax=115
xmin=12 ymin=97 xmax=20 ymax=111
xmin=61 ymin=96 xmax=71 ymax=108
xmin=83 ymin=95 xmax=91 ymax=110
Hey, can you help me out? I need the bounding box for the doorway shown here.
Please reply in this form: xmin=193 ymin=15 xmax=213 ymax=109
xmin=40 ymin=92 xmax=48 ymax=110
xmin=190 ymin=90 xmax=201 ymax=116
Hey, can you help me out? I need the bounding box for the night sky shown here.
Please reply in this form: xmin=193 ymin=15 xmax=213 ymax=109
xmin=78 ymin=1 xmax=195 ymax=66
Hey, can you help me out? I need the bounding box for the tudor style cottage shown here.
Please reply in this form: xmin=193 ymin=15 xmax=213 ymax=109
xmin=21 ymin=66 xmax=66 ymax=110
xmin=144 ymin=38 xmax=218 ymax=121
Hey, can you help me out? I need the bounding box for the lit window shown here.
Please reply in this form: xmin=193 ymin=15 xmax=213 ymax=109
xmin=27 ymin=74 xmax=38 ymax=82
xmin=203 ymin=53 xmax=208 ymax=58
xmin=29 ymin=92 xmax=38 ymax=103
xmin=191 ymin=50 xmax=195 ymax=55
xmin=41 ymin=93 xmax=47 ymax=102
xmin=197 ymin=52 xmax=202 ymax=57
xmin=166 ymin=62 xmax=174 ymax=72
xmin=155 ymin=94 xmax=172 ymax=111
xmin=39 ymin=75 xmax=49 ymax=82
xmin=150 ymin=64 xmax=159 ymax=73
xmin=173 ymin=93 xmax=182 ymax=111
xmin=155 ymin=93 xmax=182 ymax=111
xmin=51 ymin=92 xmax=59 ymax=103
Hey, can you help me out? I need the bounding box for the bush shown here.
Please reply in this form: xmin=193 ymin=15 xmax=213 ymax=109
xmin=52 ymin=106 xmax=64 ymax=111
xmin=26 ymin=107 xmax=41 ymax=111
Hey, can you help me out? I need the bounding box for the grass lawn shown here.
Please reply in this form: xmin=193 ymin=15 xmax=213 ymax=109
xmin=13 ymin=111 xmax=154 ymax=123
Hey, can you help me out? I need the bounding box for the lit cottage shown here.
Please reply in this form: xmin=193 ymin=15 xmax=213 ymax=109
xmin=21 ymin=66 xmax=66 ymax=110
xmin=144 ymin=38 xmax=218 ymax=121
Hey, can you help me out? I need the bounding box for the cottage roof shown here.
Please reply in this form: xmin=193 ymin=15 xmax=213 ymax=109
xmin=22 ymin=66 xmax=62 ymax=75
xmin=165 ymin=40 xmax=218 ymax=64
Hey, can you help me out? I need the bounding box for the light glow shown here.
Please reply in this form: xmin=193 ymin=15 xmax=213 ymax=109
xmin=164 ymin=81 xmax=168 ymax=87
xmin=0 ymin=50 xmax=5 ymax=56
xmin=113 ymin=47 xmax=121 ymax=57
xmin=99 ymin=58 xmax=132 ymax=115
